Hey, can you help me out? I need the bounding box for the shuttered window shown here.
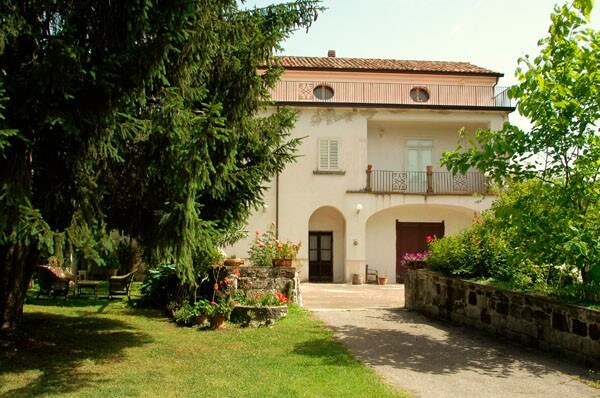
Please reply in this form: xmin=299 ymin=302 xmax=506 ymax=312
xmin=318 ymin=138 xmax=341 ymax=171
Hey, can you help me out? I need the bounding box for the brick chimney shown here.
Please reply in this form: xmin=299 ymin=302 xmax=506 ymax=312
xmin=327 ymin=50 xmax=336 ymax=58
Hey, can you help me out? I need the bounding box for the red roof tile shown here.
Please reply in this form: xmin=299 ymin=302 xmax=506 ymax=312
xmin=277 ymin=56 xmax=502 ymax=76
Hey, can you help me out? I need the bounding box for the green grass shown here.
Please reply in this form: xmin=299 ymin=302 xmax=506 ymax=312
xmin=1 ymin=284 xmax=409 ymax=397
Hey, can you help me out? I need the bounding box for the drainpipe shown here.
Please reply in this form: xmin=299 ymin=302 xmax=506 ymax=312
xmin=275 ymin=172 xmax=279 ymax=240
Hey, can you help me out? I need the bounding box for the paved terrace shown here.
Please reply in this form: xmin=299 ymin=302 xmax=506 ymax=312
xmin=301 ymin=283 xmax=599 ymax=398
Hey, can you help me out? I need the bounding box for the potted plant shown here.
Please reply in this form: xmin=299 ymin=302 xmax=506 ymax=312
xmin=231 ymin=290 xmax=289 ymax=327
xmin=399 ymin=252 xmax=428 ymax=283
xmin=207 ymin=299 xmax=233 ymax=329
xmin=271 ymin=240 xmax=301 ymax=267
xmin=224 ymin=254 xmax=244 ymax=267
xmin=378 ymin=274 xmax=388 ymax=285
xmin=193 ymin=299 xmax=212 ymax=326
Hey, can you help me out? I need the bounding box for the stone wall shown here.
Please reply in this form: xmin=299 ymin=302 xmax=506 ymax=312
xmin=226 ymin=266 xmax=301 ymax=304
xmin=405 ymin=269 xmax=600 ymax=367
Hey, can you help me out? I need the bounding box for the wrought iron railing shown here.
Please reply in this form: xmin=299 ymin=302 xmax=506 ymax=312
xmin=366 ymin=170 xmax=488 ymax=194
xmin=271 ymin=81 xmax=512 ymax=109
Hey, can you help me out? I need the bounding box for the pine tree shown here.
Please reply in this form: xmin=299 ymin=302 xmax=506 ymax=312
xmin=0 ymin=0 xmax=320 ymax=329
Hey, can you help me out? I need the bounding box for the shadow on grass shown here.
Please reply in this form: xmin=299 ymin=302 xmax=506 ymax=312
xmin=292 ymin=337 xmax=362 ymax=367
xmin=0 ymin=311 xmax=151 ymax=396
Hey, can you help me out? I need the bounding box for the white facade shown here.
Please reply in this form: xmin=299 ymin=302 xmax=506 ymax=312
xmin=227 ymin=56 xmax=513 ymax=283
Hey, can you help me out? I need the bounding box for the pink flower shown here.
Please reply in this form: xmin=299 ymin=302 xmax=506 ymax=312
xmin=426 ymin=236 xmax=434 ymax=243
xmin=255 ymin=230 xmax=260 ymax=235
xmin=213 ymin=283 xmax=219 ymax=291
xmin=211 ymin=301 xmax=216 ymax=305
xmin=224 ymin=277 xmax=231 ymax=285
xmin=258 ymin=242 xmax=264 ymax=247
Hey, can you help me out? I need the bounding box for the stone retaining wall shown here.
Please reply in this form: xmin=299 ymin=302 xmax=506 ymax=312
xmin=225 ymin=266 xmax=300 ymax=304
xmin=405 ymin=269 xmax=600 ymax=367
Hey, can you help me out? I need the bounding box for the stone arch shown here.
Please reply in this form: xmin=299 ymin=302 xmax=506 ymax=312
xmin=308 ymin=206 xmax=346 ymax=283
xmin=365 ymin=204 xmax=475 ymax=281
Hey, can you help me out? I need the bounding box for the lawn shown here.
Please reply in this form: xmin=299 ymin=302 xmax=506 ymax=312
xmin=0 ymin=284 xmax=409 ymax=397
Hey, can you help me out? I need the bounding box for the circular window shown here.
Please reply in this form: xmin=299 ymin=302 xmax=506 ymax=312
xmin=410 ymin=87 xmax=430 ymax=103
xmin=313 ymin=85 xmax=334 ymax=100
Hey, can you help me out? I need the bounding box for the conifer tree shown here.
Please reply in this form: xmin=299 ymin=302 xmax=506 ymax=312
xmin=0 ymin=0 xmax=320 ymax=329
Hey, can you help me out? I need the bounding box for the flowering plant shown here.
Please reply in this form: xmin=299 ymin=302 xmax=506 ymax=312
xmin=249 ymin=223 xmax=301 ymax=266
xmin=206 ymin=299 xmax=234 ymax=317
xmin=237 ymin=290 xmax=289 ymax=307
xmin=401 ymin=252 xmax=429 ymax=265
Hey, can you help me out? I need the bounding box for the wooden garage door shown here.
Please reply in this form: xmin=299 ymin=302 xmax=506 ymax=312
xmin=395 ymin=221 xmax=444 ymax=283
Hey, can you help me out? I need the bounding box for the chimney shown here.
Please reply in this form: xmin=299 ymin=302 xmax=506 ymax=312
xmin=327 ymin=50 xmax=336 ymax=58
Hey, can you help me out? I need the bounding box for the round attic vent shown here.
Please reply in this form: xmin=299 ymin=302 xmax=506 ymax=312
xmin=313 ymin=85 xmax=334 ymax=100
xmin=410 ymin=87 xmax=430 ymax=103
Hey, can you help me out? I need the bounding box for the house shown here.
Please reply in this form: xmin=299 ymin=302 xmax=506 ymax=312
xmin=227 ymin=51 xmax=514 ymax=283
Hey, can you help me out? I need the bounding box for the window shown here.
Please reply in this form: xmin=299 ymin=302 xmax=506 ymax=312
xmin=318 ymin=138 xmax=341 ymax=171
xmin=409 ymin=87 xmax=430 ymax=103
xmin=313 ymin=85 xmax=335 ymax=100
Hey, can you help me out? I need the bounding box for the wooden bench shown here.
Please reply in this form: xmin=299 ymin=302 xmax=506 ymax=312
xmin=365 ymin=264 xmax=379 ymax=284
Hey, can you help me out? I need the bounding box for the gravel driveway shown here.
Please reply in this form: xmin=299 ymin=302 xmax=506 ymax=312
xmin=301 ymin=283 xmax=599 ymax=398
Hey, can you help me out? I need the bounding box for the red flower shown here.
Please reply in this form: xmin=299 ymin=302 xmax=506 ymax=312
xmin=213 ymin=283 xmax=219 ymax=291
xmin=232 ymin=269 xmax=240 ymax=276
xmin=224 ymin=277 xmax=231 ymax=285
xmin=211 ymin=301 xmax=216 ymax=305
xmin=255 ymin=230 xmax=260 ymax=235
xmin=426 ymin=236 xmax=434 ymax=243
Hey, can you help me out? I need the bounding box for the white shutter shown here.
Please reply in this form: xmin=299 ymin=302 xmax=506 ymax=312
xmin=329 ymin=140 xmax=339 ymax=170
xmin=318 ymin=138 xmax=341 ymax=171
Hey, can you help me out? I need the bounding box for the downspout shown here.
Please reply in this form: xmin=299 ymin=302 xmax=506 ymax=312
xmin=275 ymin=172 xmax=279 ymax=240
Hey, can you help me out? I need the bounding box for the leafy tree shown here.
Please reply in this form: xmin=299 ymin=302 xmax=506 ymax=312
xmin=0 ymin=0 xmax=321 ymax=330
xmin=442 ymin=0 xmax=600 ymax=281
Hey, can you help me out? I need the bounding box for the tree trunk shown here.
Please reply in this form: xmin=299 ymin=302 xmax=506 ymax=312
xmin=0 ymin=243 xmax=38 ymax=330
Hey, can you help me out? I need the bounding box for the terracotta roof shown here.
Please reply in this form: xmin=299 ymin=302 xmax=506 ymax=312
xmin=277 ymin=56 xmax=502 ymax=76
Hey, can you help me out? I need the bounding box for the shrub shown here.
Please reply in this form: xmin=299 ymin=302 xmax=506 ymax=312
xmin=141 ymin=264 xmax=183 ymax=309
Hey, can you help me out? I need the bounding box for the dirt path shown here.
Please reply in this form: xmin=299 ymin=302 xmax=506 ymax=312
xmin=301 ymin=283 xmax=599 ymax=398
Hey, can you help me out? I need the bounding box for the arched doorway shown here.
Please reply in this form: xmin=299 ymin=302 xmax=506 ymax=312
xmin=308 ymin=206 xmax=346 ymax=283
xmin=366 ymin=204 xmax=474 ymax=283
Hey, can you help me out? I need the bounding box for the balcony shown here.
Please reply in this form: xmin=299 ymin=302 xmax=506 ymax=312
xmin=270 ymin=81 xmax=512 ymax=110
xmin=365 ymin=169 xmax=489 ymax=195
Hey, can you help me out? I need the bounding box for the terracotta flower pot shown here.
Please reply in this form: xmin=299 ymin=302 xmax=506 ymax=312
xmin=195 ymin=315 xmax=208 ymax=326
xmin=209 ymin=315 xmax=227 ymax=329
xmin=224 ymin=258 xmax=244 ymax=267
xmin=272 ymin=258 xmax=293 ymax=267
xmin=378 ymin=276 xmax=388 ymax=285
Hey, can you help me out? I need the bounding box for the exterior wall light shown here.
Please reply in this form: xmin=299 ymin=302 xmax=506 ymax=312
xmin=355 ymin=203 xmax=363 ymax=213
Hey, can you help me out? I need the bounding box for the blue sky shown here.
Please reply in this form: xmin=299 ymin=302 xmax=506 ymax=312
xmin=244 ymin=0 xmax=599 ymax=129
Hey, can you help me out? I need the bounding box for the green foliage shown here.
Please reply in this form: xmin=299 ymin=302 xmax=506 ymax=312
xmin=427 ymin=212 xmax=511 ymax=280
xmin=140 ymin=264 xmax=183 ymax=309
xmin=0 ymin=0 xmax=323 ymax=328
xmin=173 ymin=302 xmax=197 ymax=326
xmin=428 ymin=180 xmax=600 ymax=304
xmin=441 ymin=0 xmax=600 ymax=283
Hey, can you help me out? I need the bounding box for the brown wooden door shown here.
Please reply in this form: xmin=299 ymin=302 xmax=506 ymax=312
xmin=309 ymin=232 xmax=333 ymax=282
xmin=395 ymin=221 xmax=444 ymax=283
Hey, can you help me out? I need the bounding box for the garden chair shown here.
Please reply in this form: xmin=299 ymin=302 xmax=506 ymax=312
xmin=108 ymin=269 xmax=137 ymax=300
xmin=365 ymin=264 xmax=379 ymax=284
xmin=36 ymin=265 xmax=76 ymax=298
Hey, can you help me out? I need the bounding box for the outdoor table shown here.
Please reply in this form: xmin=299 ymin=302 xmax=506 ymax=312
xmin=77 ymin=281 xmax=100 ymax=298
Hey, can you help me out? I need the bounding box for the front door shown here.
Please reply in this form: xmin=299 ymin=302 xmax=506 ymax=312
xmin=309 ymin=232 xmax=333 ymax=282
xmin=395 ymin=221 xmax=444 ymax=283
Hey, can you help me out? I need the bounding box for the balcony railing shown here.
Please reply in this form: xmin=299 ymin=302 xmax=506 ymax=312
xmin=365 ymin=169 xmax=489 ymax=194
xmin=271 ymin=81 xmax=512 ymax=109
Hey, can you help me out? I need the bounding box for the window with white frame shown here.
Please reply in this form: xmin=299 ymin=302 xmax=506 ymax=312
xmin=318 ymin=138 xmax=341 ymax=171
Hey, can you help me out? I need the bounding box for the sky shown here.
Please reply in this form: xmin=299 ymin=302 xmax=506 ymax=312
xmin=243 ymin=0 xmax=600 ymax=130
